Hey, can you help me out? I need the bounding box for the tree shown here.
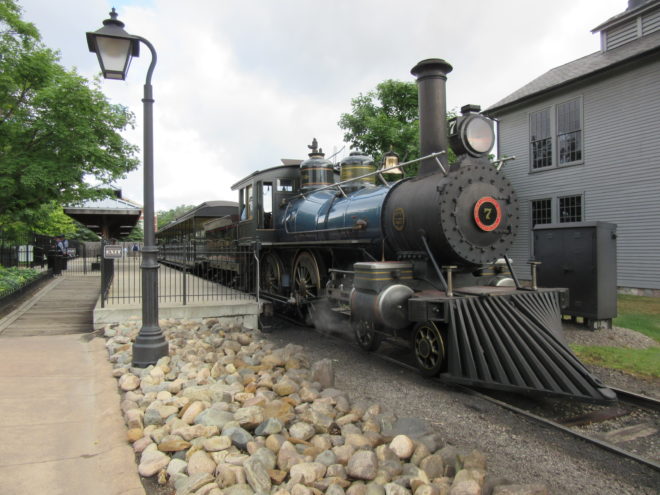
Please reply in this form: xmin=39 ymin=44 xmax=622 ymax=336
xmin=157 ymin=205 xmax=196 ymax=230
xmin=338 ymin=79 xmax=457 ymax=174
xmin=338 ymin=80 xmax=419 ymax=166
xmin=0 ymin=202 xmax=78 ymax=240
xmin=0 ymin=0 xmax=139 ymax=228
xmin=124 ymin=223 xmax=144 ymax=242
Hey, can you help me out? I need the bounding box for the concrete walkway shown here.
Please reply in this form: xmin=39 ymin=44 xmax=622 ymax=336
xmin=0 ymin=278 xmax=144 ymax=495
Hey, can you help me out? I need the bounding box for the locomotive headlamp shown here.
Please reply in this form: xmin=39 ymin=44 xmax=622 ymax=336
xmin=448 ymin=105 xmax=495 ymax=157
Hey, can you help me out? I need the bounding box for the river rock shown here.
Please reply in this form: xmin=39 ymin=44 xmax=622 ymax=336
xmin=448 ymin=480 xmax=479 ymax=495
xmin=158 ymin=434 xmax=192 ymax=452
xmin=167 ymin=458 xmax=188 ymax=477
xmin=138 ymin=445 xmax=171 ymax=477
xmin=255 ymin=417 xmax=283 ymax=436
xmin=347 ymin=450 xmax=378 ymax=481
xmin=223 ymin=483 xmax=255 ymax=495
xmin=311 ymin=359 xmax=335 ymax=389
xmin=204 ymin=435 xmax=232 ymax=452
xmin=181 ymin=400 xmax=207 ymax=424
xmin=263 ymin=399 xmax=295 ymax=424
xmin=197 ymin=407 xmax=235 ymax=428
xmin=235 ymin=405 xmax=265 ymax=430
xmin=290 ymin=421 xmax=316 ymax=441
xmin=187 ymin=450 xmax=217 ymax=475
xmin=273 ymin=376 xmax=300 ymax=396
xmin=244 ymin=457 xmax=272 ymax=493
xmin=384 ymin=483 xmax=411 ymax=495
xmin=177 ymin=473 xmax=216 ymax=495
xmin=119 ymin=373 xmax=140 ymax=391
xmin=251 ymin=447 xmax=277 ymax=470
xmin=172 ymin=424 xmax=219 ymax=441
xmin=389 ymin=435 xmax=414 ymax=460
xmin=223 ymin=425 xmax=254 ymax=450
xmin=290 ymin=461 xmax=327 ymax=484
xmin=420 ymin=454 xmax=444 ymax=479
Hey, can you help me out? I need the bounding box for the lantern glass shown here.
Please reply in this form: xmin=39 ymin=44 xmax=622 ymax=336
xmin=95 ymin=35 xmax=133 ymax=79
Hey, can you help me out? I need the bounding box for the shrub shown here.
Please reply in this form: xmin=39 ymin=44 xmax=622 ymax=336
xmin=0 ymin=267 xmax=42 ymax=297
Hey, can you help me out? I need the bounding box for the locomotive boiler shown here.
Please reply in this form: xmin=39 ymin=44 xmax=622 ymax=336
xmin=227 ymin=58 xmax=616 ymax=402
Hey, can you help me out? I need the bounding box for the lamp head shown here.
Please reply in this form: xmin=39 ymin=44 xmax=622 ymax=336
xmin=86 ymin=8 xmax=140 ymax=80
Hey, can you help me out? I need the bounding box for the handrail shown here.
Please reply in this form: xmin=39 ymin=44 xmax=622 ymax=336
xmin=288 ymin=150 xmax=447 ymax=201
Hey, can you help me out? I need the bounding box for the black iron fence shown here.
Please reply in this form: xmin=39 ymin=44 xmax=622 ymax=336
xmin=0 ymin=231 xmax=51 ymax=269
xmin=100 ymin=243 xmax=257 ymax=306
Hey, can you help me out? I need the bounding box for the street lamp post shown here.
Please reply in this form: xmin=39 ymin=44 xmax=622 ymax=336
xmin=87 ymin=9 xmax=168 ymax=367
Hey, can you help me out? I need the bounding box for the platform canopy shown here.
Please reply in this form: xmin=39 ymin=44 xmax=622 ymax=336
xmin=64 ymin=194 xmax=142 ymax=239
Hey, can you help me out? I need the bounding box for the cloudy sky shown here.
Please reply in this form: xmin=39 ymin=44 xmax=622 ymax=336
xmin=19 ymin=0 xmax=624 ymax=211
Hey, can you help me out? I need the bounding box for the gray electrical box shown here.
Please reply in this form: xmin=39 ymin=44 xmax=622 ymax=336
xmin=533 ymin=222 xmax=617 ymax=329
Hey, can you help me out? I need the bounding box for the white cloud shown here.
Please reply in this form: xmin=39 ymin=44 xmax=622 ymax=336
xmin=19 ymin=0 xmax=624 ymax=210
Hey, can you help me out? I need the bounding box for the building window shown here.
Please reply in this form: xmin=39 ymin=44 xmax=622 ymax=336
xmin=557 ymin=98 xmax=582 ymax=164
xmin=531 ymin=198 xmax=552 ymax=226
xmin=529 ymin=97 xmax=582 ymax=171
xmin=530 ymin=108 xmax=552 ymax=169
xmin=559 ymin=195 xmax=582 ymax=223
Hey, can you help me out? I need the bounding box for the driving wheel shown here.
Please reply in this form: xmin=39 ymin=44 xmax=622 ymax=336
xmin=260 ymin=252 xmax=284 ymax=296
xmin=292 ymin=251 xmax=323 ymax=325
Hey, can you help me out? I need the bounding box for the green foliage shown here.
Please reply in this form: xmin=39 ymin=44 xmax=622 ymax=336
xmin=0 ymin=0 xmax=139 ymax=228
xmin=615 ymin=294 xmax=660 ymax=342
xmin=338 ymin=79 xmax=457 ymax=176
xmin=0 ymin=202 xmax=78 ymax=239
xmin=157 ymin=205 xmax=196 ymax=230
xmin=571 ymin=345 xmax=660 ymax=379
xmin=338 ymin=80 xmax=419 ymax=167
xmin=0 ymin=266 xmax=41 ymax=296
xmin=124 ymin=223 xmax=144 ymax=242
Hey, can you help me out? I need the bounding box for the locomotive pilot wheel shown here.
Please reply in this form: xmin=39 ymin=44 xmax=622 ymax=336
xmin=413 ymin=321 xmax=447 ymax=376
xmin=353 ymin=319 xmax=383 ymax=351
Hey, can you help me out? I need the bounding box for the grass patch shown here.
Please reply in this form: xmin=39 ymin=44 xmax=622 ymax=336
xmin=614 ymin=295 xmax=660 ymax=342
xmin=571 ymin=295 xmax=659 ymax=377
xmin=572 ymin=345 xmax=660 ymax=379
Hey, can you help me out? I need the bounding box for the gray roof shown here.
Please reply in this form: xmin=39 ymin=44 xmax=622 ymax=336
xmin=591 ymin=0 xmax=658 ymax=33
xmin=486 ymin=29 xmax=660 ymax=115
xmin=64 ymin=196 xmax=141 ymax=212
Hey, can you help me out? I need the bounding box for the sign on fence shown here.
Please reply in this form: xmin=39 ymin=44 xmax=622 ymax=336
xmin=103 ymin=245 xmax=123 ymax=259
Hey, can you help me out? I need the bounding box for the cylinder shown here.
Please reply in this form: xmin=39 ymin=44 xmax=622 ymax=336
xmin=410 ymin=58 xmax=453 ymax=176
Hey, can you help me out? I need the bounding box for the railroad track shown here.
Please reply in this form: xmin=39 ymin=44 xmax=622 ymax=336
xmin=269 ymin=313 xmax=660 ymax=473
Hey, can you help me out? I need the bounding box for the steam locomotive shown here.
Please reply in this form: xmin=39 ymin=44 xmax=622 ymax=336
xmin=179 ymin=59 xmax=616 ymax=402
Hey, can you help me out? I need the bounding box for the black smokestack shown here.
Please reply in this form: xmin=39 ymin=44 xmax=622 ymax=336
xmin=411 ymin=58 xmax=453 ymax=176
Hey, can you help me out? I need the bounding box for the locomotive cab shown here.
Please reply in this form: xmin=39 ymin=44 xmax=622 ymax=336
xmin=232 ymin=162 xmax=302 ymax=244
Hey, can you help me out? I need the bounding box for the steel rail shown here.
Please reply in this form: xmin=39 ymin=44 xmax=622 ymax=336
xmin=609 ymin=387 xmax=660 ymax=412
xmin=455 ymin=385 xmax=660 ymax=473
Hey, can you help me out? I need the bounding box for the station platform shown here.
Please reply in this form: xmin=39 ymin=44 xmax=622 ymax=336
xmin=0 ymin=276 xmax=144 ymax=495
